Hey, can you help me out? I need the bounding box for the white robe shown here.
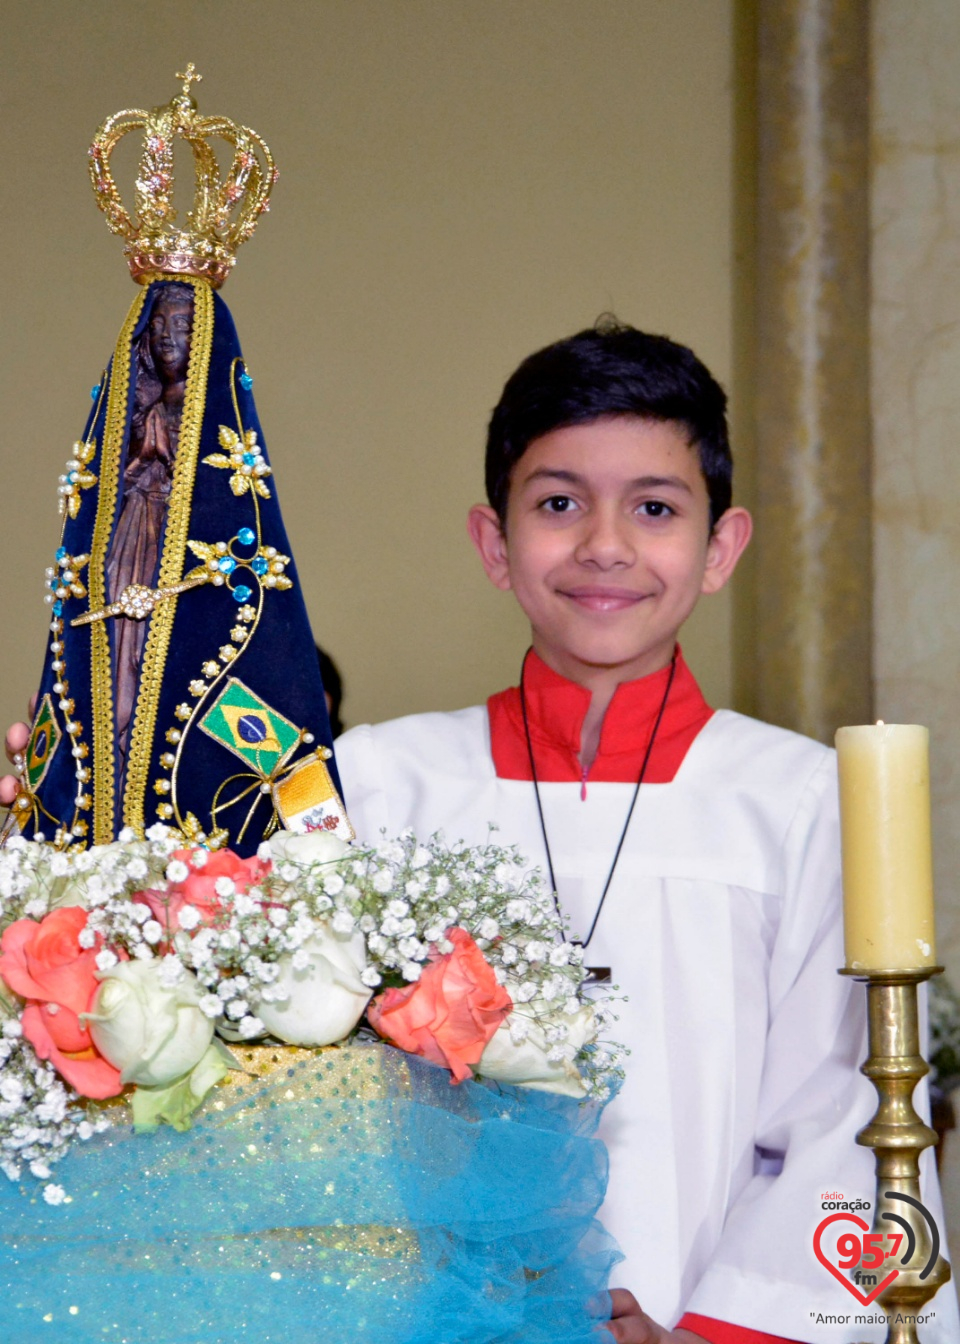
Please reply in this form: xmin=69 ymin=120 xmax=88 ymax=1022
xmin=335 ymin=706 xmax=959 ymax=1342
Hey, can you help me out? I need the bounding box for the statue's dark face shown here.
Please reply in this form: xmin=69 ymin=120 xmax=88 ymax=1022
xmin=148 ymin=297 xmax=193 ymax=384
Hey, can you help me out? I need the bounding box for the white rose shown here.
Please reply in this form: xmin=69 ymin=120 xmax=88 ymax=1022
xmin=268 ymin=829 xmax=350 ymax=866
xmin=47 ymin=875 xmax=89 ymax=910
xmin=47 ymin=844 xmax=138 ymax=909
xmin=256 ymin=925 xmax=371 ymax=1046
xmin=479 ymin=1003 xmax=597 ymax=1098
xmin=85 ymin=961 xmax=213 ymax=1087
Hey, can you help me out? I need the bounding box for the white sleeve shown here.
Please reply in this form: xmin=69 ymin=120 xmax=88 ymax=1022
xmin=683 ymin=755 xmax=959 ymax=1341
xmin=334 ymin=724 xmax=392 ymax=843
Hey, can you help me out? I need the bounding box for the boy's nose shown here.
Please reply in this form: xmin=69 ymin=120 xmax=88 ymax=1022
xmin=574 ymin=510 xmax=635 ymax=568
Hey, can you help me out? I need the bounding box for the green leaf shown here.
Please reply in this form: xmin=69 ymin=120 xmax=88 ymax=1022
xmin=210 ymin=1036 xmax=242 ymax=1072
xmin=131 ymin=1043 xmax=232 ymax=1133
xmin=0 ymin=981 xmax=21 ymax=1020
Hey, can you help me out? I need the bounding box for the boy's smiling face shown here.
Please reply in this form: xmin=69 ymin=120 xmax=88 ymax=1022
xmin=468 ymin=415 xmax=751 ymax=686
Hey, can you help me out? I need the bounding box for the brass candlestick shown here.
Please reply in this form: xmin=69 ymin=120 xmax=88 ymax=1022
xmin=845 ymin=968 xmax=952 ymax=1343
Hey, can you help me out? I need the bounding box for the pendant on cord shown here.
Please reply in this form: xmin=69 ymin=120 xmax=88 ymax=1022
xmin=520 ymin=649 xmax=678 ymax=995
xmin=572 ymin=943 xmax=611 ymax=987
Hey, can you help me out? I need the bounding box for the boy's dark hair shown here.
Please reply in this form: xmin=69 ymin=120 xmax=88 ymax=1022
xmin=485 ymin=317 xmax=732 ymax=526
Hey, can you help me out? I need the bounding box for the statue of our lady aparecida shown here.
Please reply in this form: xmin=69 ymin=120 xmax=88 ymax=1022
xmin=0 ymin=71 xmax=621 ymax=1344
xmin=7 ymin=65 xmax=349 ymax=855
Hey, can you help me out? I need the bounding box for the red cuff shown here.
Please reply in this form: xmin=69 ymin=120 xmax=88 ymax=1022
xmin=677 ymin=1314 xmax=803 ymax=1344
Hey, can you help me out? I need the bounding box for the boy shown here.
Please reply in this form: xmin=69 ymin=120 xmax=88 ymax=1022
xmin=2 ymin=322 xmax=954 ymax=1341
xmin=330 ymin=322 xmax=957 ymax=1342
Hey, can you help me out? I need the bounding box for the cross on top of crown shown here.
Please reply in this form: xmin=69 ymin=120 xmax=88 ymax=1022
xmin=175 ymin=63 xmax=203 ymax=99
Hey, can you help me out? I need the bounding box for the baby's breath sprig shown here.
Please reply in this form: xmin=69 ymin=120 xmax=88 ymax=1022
xmin=258 ymin=829 xmax=625 ymax=1099
xmin=0 ymin=823 xmax=624 ymax=1196
xmin=0 ymin=994 xmax=110 ymax=1200
xmin=0 ymin=827 xmax=177 ymax=928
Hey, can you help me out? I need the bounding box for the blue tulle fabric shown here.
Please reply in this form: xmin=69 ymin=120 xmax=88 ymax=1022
xmin=0 ymin=1042 xmax=621 ymax=1343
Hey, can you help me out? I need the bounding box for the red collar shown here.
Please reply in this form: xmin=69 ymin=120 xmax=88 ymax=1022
xmin=487 ymin=647 xmax=712 ymax=785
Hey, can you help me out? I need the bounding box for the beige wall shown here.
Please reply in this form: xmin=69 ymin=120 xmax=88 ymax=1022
xmin=0 ymin=0 xmax=737 ymax=740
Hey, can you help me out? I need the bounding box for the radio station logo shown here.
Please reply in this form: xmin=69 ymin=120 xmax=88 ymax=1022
xmin=813 ymin=1189 xmax=941 ymax=1306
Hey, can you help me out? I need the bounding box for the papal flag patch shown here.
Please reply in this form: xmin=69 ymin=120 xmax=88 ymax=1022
xmin=199 ymin=678 xmax=301 ymax=775
xmin=273 ymin=753 xmax=354 ymax=840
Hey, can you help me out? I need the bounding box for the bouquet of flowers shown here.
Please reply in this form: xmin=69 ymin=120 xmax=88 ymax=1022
xmin=0 ymin=825 xmax=623 ymax=1203
xmin=0 ymin=827 xmax=625 ymax=1343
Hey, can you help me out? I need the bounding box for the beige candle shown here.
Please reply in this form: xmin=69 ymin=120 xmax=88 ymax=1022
xmin=835 ymin=723 xmax=936 ymax=971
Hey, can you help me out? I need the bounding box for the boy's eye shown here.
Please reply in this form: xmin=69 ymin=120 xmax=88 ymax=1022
xmin=541 ymin=495 xmax=577 ymax=514
xmin=638 ymin=500 xmax=673 ymax=518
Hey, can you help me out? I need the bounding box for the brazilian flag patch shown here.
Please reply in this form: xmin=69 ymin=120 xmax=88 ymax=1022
xmin=26 ymin=694 xmax=62 ymax=792
xmin=199 ymin=678 xmax=301 ymax=775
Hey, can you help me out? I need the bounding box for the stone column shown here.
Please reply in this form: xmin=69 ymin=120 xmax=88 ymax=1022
xmin=871 ymin=0 xmax=960 ymax=1271
xmin=744 ymin=0 xmax=872 ymax=742
xmin=872 ymin=0 xmax=960 ymax=1016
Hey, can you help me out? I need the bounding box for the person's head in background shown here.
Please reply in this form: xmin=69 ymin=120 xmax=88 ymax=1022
xmin=317 ymin=645 xmax=344 ymax=738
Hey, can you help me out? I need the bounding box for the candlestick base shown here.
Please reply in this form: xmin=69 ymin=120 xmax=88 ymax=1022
xmin=839 ymin=968 xmax=952 ymax=1344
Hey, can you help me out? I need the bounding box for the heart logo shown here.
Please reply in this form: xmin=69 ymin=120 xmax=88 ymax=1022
xmin=813 ymin=1212 xmax=899 ymax=1305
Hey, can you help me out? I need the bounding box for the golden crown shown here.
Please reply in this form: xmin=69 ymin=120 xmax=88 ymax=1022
xmin=88 ymin=65 xmax=277 ymax=289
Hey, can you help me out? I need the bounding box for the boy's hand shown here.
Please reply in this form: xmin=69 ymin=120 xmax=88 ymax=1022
xmin=603 ymin=1291 xmax=706 ymax=1344
xmin=1 ymin=700 xmax=35 ymax=807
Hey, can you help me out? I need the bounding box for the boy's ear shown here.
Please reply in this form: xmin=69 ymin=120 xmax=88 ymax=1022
xmin=467 ymin=504 xmax=512 ymax=591
xmin=701 ymin=506 xmax=753 ymax=595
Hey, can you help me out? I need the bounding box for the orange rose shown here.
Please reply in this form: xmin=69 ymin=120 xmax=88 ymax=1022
xmin=134 ymin=847 xmax=271 ymax=933
xmin=367 ymin=927 xmax=512 ymax=1083
xmin=0 ymin=908 xmax=122 ymax=1099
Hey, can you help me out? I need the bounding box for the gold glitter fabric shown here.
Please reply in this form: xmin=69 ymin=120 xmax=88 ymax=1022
xmin=0 ymin=1041 xmax=620 ymax=1343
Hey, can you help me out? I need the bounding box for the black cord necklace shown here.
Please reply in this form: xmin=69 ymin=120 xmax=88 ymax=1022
xmin=519 ymin=648 xmax=677 ymax=974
